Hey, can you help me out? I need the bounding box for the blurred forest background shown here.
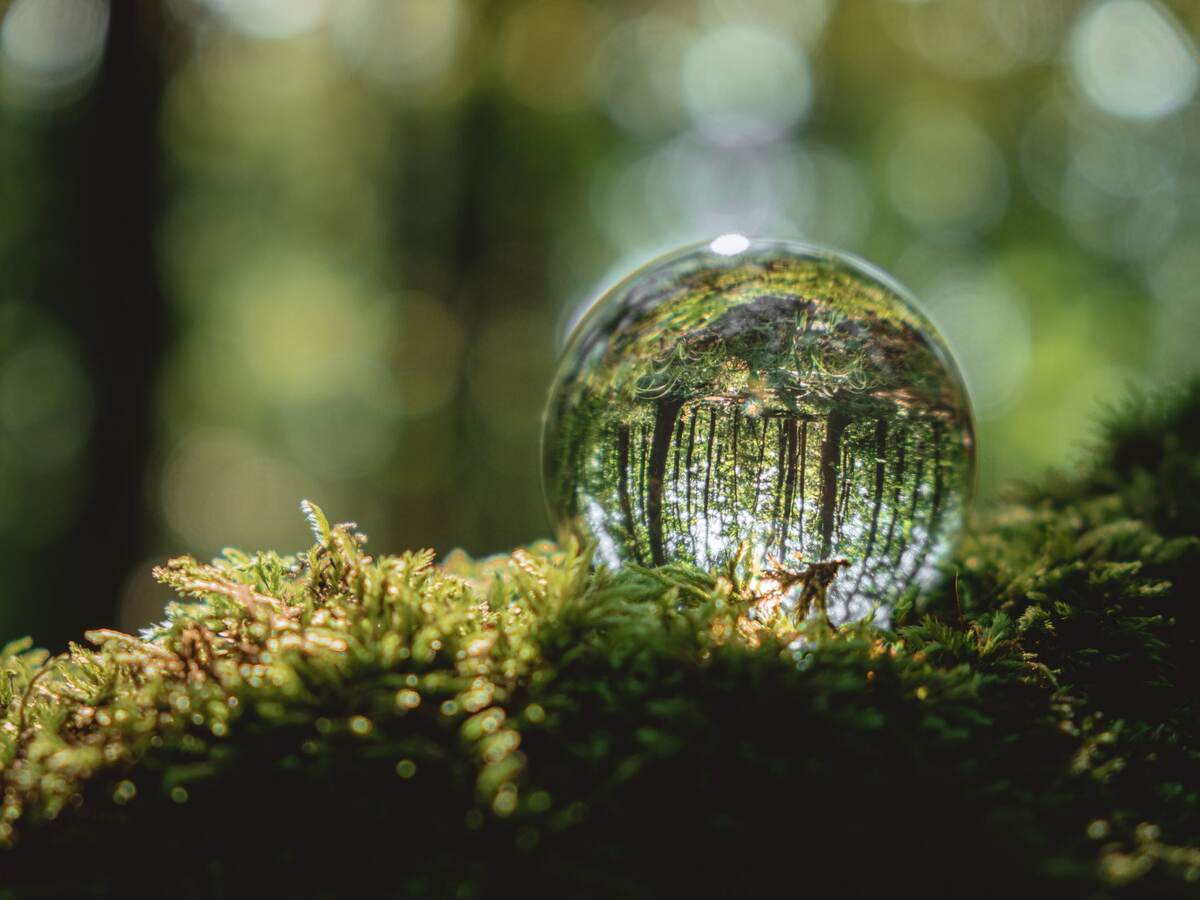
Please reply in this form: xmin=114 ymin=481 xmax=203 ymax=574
xmin=0 ymin=0 xmax=1196 ymax=647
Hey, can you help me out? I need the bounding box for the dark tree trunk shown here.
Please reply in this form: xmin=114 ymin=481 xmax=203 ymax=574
xmin=671 ymin=411 xmax=685 ymax=535
xmin=730 ymin=408 xmax=740 ymax=506
xmin=837 ymin=443 xmax=855 ymax=540
xmin=750 ymin=418 xmax=768 ymax=519
xmin=778 ymin=418 xmax=799 ymax=558
xmin=561 ymin=416 xmax=591 ymax=518
xmin=713 ymin=417 xmax=725 ymax=536
xmin=893 ymin=434 xmax=928 ymax=566
xmin=770 ymin=418 xmax=787 ymax=544
xmin=879 ymin=425 xmax=909 ymax=563
xmin=646 ymin=398 xmax=684 ymax=566
xmin=900 ymin=421 xmax=946 ymax=591
xmin=851 ymin=418 xmax=889 ymax=597
xmin=686 ymin=411 xmax=697 ymax=553
xmin=702 ymin=409 xmax=716 ymax=560
xmin=928 ymin=422 xmax=945 ymax=527
xmin=616 ymin=425 xmax=643 ymax=565
xmin=795 ymin=419 xmax=809 ymax=553
xmin=37 ymin=1 xmax=169 ymax=645
xmin=638 ymin=425 xmax=649 ymax=528
xmin=818 ymin=409 xmax=851 ymax=559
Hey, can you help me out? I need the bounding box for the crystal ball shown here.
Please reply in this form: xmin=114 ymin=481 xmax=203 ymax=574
xmin=542 ymin=237 xmax=975 ymax=626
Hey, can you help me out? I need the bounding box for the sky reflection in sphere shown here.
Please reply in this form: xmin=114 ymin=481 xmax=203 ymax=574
xmin=543 ymin=239 xmax=975 ymax=627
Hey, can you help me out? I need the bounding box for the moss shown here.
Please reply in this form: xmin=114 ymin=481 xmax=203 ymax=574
xmin=2 ymin=383 xmax=1200 ymax=898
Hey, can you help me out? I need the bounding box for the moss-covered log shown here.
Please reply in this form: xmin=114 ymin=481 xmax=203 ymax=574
xmin=2 ymin=383 xmax=1199 ymax=898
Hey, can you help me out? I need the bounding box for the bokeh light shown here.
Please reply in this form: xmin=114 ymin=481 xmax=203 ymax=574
xmin=0 ymin=337 xmax=92 ymax=468
xmin=499 ymin=0 xmax=606 ymax=113
xmin=330 ymin=0 xmax=468 ymax=100
xmin=885 ymin=0 xmax=1067 ymax=79
xmin=1021 ymin=90 xmax=1186 ymax=260
xmin=885 ymin=104 xmax=1008 ymax=236
xmin=1147 ymin=231 xmax=1200 ymax=381
xmin=1068 ymin=0 xmax=1198 ymax=121
xmin=682 ymin=24 xmax=812 ymax=143
xmin=591 ymin=13 xmax=690 ymax=138
xmin=161 ymin=430 xmax=310 ymax=552
xmin=203 ymin=0 xmax=328 ymax=41
xmin=0 ymin=0 xmax=109 ymax=104
xmin=916 ymin=260 xmax=1033 ymax=419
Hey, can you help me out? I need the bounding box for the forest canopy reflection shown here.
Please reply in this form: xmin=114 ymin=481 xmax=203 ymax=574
xmin=543 ymin=239 xmax=975 ymax=626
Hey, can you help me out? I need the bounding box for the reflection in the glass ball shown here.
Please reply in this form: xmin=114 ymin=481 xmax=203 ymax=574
xmin=543 ymin=237 xmax=975 ymax=628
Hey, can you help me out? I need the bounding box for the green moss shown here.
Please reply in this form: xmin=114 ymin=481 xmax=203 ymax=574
xmin=3 ymin=383 xmax=1200 ymax=898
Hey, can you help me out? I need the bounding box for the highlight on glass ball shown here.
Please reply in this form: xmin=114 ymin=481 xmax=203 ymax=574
xmin=542 ymin=236 xmax=976 ymax=627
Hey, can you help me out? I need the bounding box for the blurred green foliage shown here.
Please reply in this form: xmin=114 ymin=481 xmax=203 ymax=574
xmin=0 ymin=0 xmax=1196 ymax=644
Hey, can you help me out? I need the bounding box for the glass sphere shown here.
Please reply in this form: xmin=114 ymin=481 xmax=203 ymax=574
xmin=542 ymin=237 xmax=975 ymax=626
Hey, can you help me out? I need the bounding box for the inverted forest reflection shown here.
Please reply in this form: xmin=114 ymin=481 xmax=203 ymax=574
xmin=544 ymin=240 xmax=974 ymax=627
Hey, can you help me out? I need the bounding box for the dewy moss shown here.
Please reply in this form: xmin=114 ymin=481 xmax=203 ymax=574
xmin=0 ymin=383 xmax=1199 ymax=898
